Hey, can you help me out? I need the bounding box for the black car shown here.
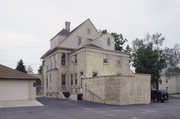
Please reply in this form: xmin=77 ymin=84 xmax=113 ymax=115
xmin=151 ymin=90 xmax=169 ymax=103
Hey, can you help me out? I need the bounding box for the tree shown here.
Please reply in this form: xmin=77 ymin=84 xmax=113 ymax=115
xmin=38 ymin=65 xmax=42 ymax=74
xmin=132 ymin=33 xmax=167 ymax=89
xmin=15 ymin=59 xmax=27 ymax=73
xmin=164 ymin=44 xmax=180 ymax=75
xmin=100 ymin=29 xmax=128 ymax=51
xmin=27 ymin=65 xmax=34 ymax=74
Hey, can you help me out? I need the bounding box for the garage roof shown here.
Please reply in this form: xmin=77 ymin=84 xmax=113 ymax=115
xmin=0 ymin=64 xmax=39 ymax=80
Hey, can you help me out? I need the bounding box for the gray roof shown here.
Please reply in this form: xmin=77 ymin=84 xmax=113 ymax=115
xmin=58 ymin=29 xmax=70 ymax=36
xmin=86 ymin=44 xmax=102 ymax=48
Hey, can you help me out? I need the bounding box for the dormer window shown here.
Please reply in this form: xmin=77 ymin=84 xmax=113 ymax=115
xmin=78 ymin=37 xmax=82 ymax=46
xmin=107 ymin=37 xmax=111 ymax=46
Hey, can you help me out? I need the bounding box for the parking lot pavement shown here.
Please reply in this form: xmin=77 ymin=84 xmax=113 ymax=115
xmin=0 ymin=98 xmax=180 ymax=119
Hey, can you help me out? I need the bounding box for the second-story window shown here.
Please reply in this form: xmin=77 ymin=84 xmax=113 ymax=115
xmin=61 ymin=53 xmax=66 ymax=65
xmin=74 ymin=54 xmax=77 ymax=64
xmin=61 ymin=74 xmax=66 ymax=85
xmin=78 ymin=37 xmax=82 ymax=46
xmin=116 ymin=56 xmax=121 ymax=64
xmin=107 ymin=37 xmax=110 ymax=46
xmin=103 ymin=54 xmax=108 ymax=64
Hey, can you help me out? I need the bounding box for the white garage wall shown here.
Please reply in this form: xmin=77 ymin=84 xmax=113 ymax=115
xmin=0 ymin=80 xmax=36 ymax=101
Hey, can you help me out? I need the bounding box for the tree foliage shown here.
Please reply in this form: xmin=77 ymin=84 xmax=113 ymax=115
xmin=164 ymin=44 xmax=180 ymax=75
xmin=38 ymin=65 xmax=42 ymax=74
xmin=15 ymin=59 xmax=27 ymax=73
xmin=27 ymin=65 xmax=34 ymax=74
xmin=132 ymin=33 xmax=167 ymax=89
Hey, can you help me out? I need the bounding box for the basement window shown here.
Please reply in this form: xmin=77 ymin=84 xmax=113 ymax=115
xmin=92 ymin=72 xmax=98 ymax=77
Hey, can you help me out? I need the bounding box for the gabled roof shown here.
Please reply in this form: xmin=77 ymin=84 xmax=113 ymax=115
xmin=58 ymin=18 xmax=100 ymax=46
xmin=0 ymin=64 xmax=39 ymax=80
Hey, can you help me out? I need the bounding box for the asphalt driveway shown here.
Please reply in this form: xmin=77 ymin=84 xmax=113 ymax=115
xmin=0 ymin=97 xmax=180 ymax=119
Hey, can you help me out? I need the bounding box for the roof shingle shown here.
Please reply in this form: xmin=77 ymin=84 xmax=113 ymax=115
xmin=0 ymin=64 xmax=39 ymax=80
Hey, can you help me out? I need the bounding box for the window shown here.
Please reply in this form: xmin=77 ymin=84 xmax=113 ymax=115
xmin=71 ymin=74 xmax=73 ymax=85
xmin=61 ymin=74 xmax=66 ymax=85
xmin=87 ymin=28 xmax=91 ymax=35
xmin=74 ymin=73 xmax=77 ymax=85
xmin=92 ymin=72 xmax=98 ymax=77
xmin=103 ymin=54 xmax=108 ymax=63
xmin=50 ymin=55 xmax=56 ymax=69
xmin=80 ymin=72 xmax=83 ymax=76
xmin=61 ymin=53 xmax=66 ymax=65
xmin=74 ymin=54 xmax=77 ymax=64
xmin=117 ymin=73 xmax=122 ymax=76
xmin=107 ymin=37 xmax=110 ymax=46
xmin=116 ymin=56 xmax=121 ymax=64
xmin=78 ymin=37 xmax=82 ymax=46
xmin=47 ymin=65 xmax=49 ymax=71
xmin=46 ymin=75 xmax=48 ymax=89
xmin=49 ymin=74 xmax=52 ymax=90
xmin=166 ymin=79 xmax=168 ymax=83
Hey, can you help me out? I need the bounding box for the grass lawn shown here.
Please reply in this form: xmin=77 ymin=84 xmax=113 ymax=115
xmin=169 ymin=93 xmax=180 ymax=99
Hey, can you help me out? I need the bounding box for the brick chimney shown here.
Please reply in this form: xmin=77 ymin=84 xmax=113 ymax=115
xmin=65 ymin=21 xmax=70 ymax=32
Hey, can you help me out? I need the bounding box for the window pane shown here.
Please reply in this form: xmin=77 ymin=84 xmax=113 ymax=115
xmin=74 ymin=73 xmax=77 ymax=84
xmin=103 ymin=54 xmax=108 ymax=63
xmin=107 ymin=38 xmax=110 ymax=46
xmin=61 ymin=74 xmax=66 ymax=85
xmin=71 ymin=74 xmax=73 ymax=85
xmin=116 ymin=56 xmax=121 ymax=64
xmin=74 ymin=55 xmax=77 ymax=64
xmin=92 ymin=72 xmax=97 ymax=77
xmin=61 ymin=53 xmax=66 ymax=65
xmin=78 ymin=37 xmax=82 ymax=46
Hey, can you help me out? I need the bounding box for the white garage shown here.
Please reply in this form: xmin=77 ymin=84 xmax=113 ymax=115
xmin=0 ymin=64 xmax=39 ymax=101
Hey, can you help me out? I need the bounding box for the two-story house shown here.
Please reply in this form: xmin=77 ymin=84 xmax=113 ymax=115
xmin=41 ymin=19 xmax=135 ymax=99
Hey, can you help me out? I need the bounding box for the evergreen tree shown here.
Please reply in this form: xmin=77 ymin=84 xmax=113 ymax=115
xmin=15 ymin=59 xmax=27 ymax=73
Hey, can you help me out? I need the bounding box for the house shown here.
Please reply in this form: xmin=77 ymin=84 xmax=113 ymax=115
xmin=41 ymin=19 xmax=151 ymax=105
xmin=159 ymin=74 xmax=180 ymax=93
xmin=0 ymin=64 xmax=38 ymax=101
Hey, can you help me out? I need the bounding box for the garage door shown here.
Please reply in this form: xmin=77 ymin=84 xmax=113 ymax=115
xmin=0 ymin=80 xmax=29 ymax=101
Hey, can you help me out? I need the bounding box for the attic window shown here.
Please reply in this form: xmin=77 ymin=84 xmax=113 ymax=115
xmin=78 ymin=37 xmax=82 ymax=46
xmin=87 ymin=28 xmax=91 ymax=35
xmin=107 ymin=37 xmax=111 ymax=46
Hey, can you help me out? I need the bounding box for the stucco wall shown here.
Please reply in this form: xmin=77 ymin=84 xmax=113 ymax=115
xmin=82 ymin=74 xmax=151 ymax=105
xmin=85 ymin=48 xmax=133 ymax=77
xmin=159 ymin=75 xmax=180 ymax=93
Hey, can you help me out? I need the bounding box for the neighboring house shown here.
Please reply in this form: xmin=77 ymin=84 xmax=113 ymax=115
xmin=0 ymin=64 xmax=39 ymax=101
xmin=41 ymin=19 xmax=151 ymax=105
xmin=159 ymin=74 xmax=180 ymax=93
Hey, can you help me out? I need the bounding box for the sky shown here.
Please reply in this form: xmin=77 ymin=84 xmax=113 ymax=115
xmin=0 ymin=0 xmax=180 ymax=73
